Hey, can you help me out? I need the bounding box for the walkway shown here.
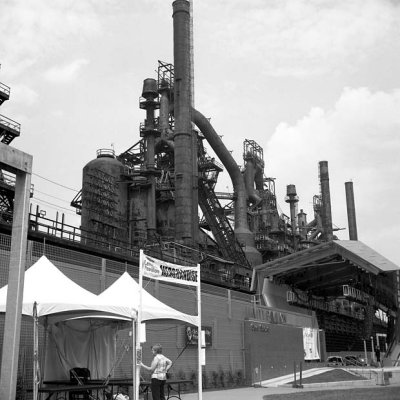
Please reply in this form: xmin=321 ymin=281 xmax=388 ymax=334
xmin=182 ymin=366 xmax=400 ymax=400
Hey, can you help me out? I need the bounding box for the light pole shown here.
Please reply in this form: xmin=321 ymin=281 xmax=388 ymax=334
xmin=363 ymin=339 xmax=368 ymax=366
xmin=371 ymin=336 xmax=375 ymax=364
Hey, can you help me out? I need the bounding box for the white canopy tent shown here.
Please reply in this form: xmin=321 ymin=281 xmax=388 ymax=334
xmin=0 ymin=256 xmax=136 ymax=399
xmin=98 ymin=270 xmax=201 ymax=400
xmin=97 ymin=271 xmax=198 ymax=325
xmin=0 ymin=256 xmax=200 ymax=400
xmin=0 ymin=256 xmax=135 ymax=320
xmin=44 ymin=271 xmax=199 ymax=383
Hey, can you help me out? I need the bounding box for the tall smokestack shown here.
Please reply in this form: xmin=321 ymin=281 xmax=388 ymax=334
xmin=285 ymin=184 xmax=299 ymax=250
xmin=319 ymin=161 xmax=333 ymax=241
xmin=173 ymin=0 xmax=195 ymax=243
xmin=345 ymin=181 xmax=358 ymax=240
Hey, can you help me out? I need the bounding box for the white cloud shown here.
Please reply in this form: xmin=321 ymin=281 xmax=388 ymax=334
xmin=197 ymin=0 xmax=400 ymax=77
xmin=9 ymin=84 xmax=39 ymax=106
xmin=0 ymin=1 xmax=106 ymax=77
xmin=265 ymin=86 xmax=400 ymax=264
xmin=43 ymin=59 xmax=89 ymax=83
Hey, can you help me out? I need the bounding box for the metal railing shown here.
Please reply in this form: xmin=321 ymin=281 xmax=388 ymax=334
xmin=0 ymin=114 xmax=21 ymax=132
xmin=0 ymin=82 xmax=10 ymax=97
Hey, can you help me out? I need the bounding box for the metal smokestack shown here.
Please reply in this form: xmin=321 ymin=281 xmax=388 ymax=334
xmin=285 ymin=184 xmax=299 ymax=250
xmin=319 ymin=161 xmax=333 ymax=241
xmin=172 ymin=0 xmax=195 ymax=243
xmin=297 ymin=209 xmax=308 ymax=241
xmin=345 ymin=181 xmax=358 ymax=240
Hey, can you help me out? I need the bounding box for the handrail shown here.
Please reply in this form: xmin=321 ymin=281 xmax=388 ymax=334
xmin=214 ymin=192 xmax=234 ymax=200
xmin=96 ymin=148 xmax=115 ymax=158
xmin=0 ymin=82 xmax=10 ymax=96
xmin=0 ymin=114 xmax=21 ymax=132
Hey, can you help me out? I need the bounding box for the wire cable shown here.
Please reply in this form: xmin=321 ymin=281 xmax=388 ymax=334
xmin=34 ymin=189 xmax=74 ymax=204
xmin=32 ymin=197 xmax=78 ymax=215
xmin=33 ymin=172 xmax=79 ymax=192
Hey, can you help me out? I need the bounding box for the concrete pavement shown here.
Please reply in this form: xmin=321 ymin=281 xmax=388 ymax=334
xmin=181 ymin=367 xmax=400 ymax=400
xmin=181 ymin=383 xmax=375 ymax=400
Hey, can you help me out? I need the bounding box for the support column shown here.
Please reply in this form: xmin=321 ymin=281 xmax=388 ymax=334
xmin=0 ymin=143 xmax=33 ymax=400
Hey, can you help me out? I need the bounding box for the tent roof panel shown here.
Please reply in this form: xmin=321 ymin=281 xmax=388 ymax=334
xmin=0 ymin=256 xmax=135 ymax=319
xmin=98 ymin=272 xmax=199 ymax=326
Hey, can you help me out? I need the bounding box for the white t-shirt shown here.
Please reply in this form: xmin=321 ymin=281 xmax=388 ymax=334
xmin=151 ymin=354 xmax=171 ymax=380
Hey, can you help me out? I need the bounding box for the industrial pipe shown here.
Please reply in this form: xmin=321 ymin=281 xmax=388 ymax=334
xmin=319 ymin=161 xmax=333 ymax=241
xmin=141 ymin=78 xmax=158 ymax=239
xmin=156 ymin=84 xmax=175 ymax=152
xmin=345 ymin=181 xmax=358 ymax=240
xmin=243 ymin=159 xmax=262 ymax=205
xmin=159 ymin=79 xmax=171 ymax=136
xmin=192 ymin=108 xmax=262 ymax=266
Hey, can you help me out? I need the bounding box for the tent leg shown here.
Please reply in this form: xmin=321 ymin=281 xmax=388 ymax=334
xmin=132 ymin=319 xmax=136 ymax=400
xmin=33 ymin=303 xmax=39 ymax=400
xmin=197 ymin=265 xmax=202 ymax=400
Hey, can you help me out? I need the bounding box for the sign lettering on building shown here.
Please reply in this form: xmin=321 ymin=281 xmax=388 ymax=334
xmin=250 ymin=322 xmax=270 ymax=333
xmin=253 ymin=308 xmax=287 ymax=325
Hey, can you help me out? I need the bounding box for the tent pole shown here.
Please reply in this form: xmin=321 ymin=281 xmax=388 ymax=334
xmin=196 ymin=264 xmax=202 ymax=400
xmin=33 ymin=302 xmax=39 ymax=400
xmin=135 ymin=250 xmax=144 ymax=400
xmin=132 ymin=318 xmax=137 ymax=400
xmin=41 ymin=317 xmax=48 ymax=384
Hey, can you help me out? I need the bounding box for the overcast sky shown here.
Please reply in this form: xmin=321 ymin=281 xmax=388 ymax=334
xmin=1 ymin=0 xmax=399 ymax=265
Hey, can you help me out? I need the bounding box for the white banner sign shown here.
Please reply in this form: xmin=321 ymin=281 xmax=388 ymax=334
xmin=141 ymin=253 xmax=199 ymax=287
xmin=303 ymin=327 xmax=320 ymax=360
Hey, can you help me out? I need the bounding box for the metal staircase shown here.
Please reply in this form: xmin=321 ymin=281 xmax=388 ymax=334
xmin=198 ymin=141 xmax=249 ymax=267
xmin=0 ymin=81 xmax=10 ymax=105
xmin=0 ymin=114 xmax=21 ymax=144
xmin=198 ymin=178 xmax=248 ymax=266
xmin=0 ymin=73 xmax=25 ymax=223
xmin=0 ymin=79 xmax=20 ymax=145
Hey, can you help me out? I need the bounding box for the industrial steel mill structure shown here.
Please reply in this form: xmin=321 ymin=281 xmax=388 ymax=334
xmin=1 ymin=0 xmax=400 ymax=394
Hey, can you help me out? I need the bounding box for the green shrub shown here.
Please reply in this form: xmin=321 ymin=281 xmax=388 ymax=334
xmin=226 ymin=370 xmax=235 ymax=387
xmin=234 ymin=370 xmax=244 ymax=386
xmin=202 ymin=371 xmax=209 ymax=389
xmin=211 ymin=370 xmax=219 ymax=388
xmin=176 ymin=369 xmax=186 ymax=380
xmin=176 ymin=369 xmax=189 ymax=391
xmin=218 ymin=368 xmax=225 ymax=388
xmin=189 ymin=370 xmax=197 ymax=389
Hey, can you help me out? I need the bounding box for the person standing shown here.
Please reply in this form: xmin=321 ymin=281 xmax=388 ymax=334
xmin=375 ymin=346 xmax=381 ymax=366
xmin=141 ymin=344 xmax=172 ymax=400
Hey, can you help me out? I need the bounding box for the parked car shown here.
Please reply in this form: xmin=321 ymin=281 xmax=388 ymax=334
xmin=326 ymin=355 xmax=345 ymax=366
xmin=344 ymin=355 xmax=367 ymax=366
